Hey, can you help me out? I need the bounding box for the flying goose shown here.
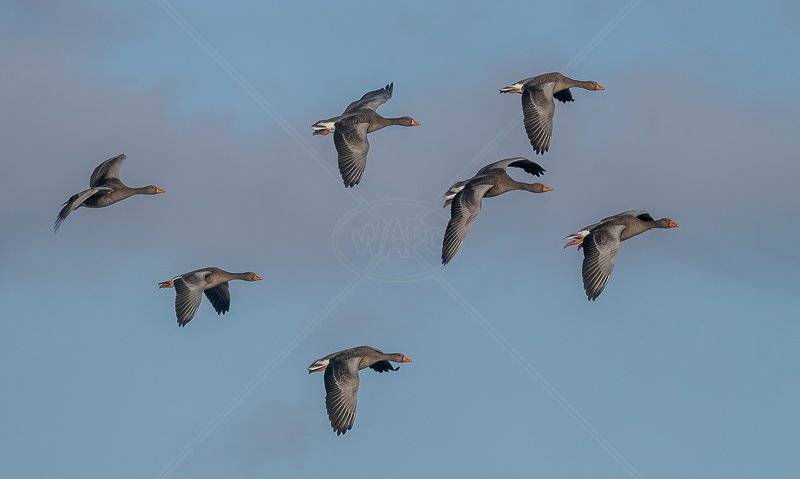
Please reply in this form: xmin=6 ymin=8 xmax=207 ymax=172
xmin=308 ymin=345 xmax=412 ymax=436
xmin=159 ymin=267 xmax=262 ymax=326
xmin=564 ymin=211 xmax=679 ymax=300
xmin=312 ymin=83 xmax=420 ymax=187
xmin=55 ymin=154 xmax=164 ymax=232
xmin=441 ymin=158 xmax=552 ymax=264
xmin=500 ymin=72 xmax=604 ymax=155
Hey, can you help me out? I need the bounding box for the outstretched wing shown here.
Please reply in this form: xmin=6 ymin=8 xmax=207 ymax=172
xmin=441 ymin=179 xmax=495 ymax=265
xmin=343 ymin=83 xmax=393 ymax=114
xmin=553 ymin=88 xmax=574 ymax=103
xmin=581 ymin=225 xmax=626 ymax=301
xmin=90 ymin=154 xmax=127 ymax=187
xmin=54 ymin=187 xmax=112 ymax=232
xmin=476 ymin=157 xmax=545 ymax=177
xmin=521 ymin=83 xmax=556 ymax=154
xmin=204 ymin=282 xmax=231 ymax=315
xmin=324 ymin=357 xmax=361 ymax=435
xmin=334 ymin=122 xmax=370 ymax=188
xmin=369 ymin=360 xmax=399 ymax=373
xmin=173 ymin=271 xmax=211 ymax=327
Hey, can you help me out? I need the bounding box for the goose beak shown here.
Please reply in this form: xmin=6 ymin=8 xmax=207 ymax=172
xmin=563 ymin=238 xmax=584 ymax=249
xmin=668 ymin=220 xmax=679 ymax=228
xmin=410 ymin=119 xmax=421 ymax=126
xmin=158 ymin=281 xmax=174 ymax=289
xmin=595 ymin=84 xmax=605 ymax=91
xmin=401 ymin=355 xmax=412 ymax=363
xmin=542 ymin=185 xmax=553 ymax=192
xmin=155 ymin=187 xmax=166 ymax=194
xmin=253 ymin=274 xmax=263 ymax=281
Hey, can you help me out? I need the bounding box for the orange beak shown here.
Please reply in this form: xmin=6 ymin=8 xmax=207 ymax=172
xmin=155 ymin=187 xmax=166 ymax=194
xmin=668 ymin=220 xmax=679 ymax=228
xmin=410 ymin=119 xmax=421 ymax=126
xmin=401 ymin=355 xmax=412 ymax=363
xmin=158 ymin=281 xmax=174 ymax=289
xmin=563 ymin=238 xmax=583 ymax=249
xmin=253 ymin=274 xmax=263 ymax=281
xmin=542 ymin=185 xmax=553 ymax=192
xmin=595 ymin=84 xmax=605 ymax=90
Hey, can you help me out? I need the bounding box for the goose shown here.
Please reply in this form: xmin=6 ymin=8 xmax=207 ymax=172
xmin=441 ymin=158 xmax=552 ymax=265
xmin=311 ymin=83 xmax=420 ymax=187
xmin=563 ymin=211 xmax=679 ymax=300
xmin=54 ymin=154 xmax=165 ymax=232
xmin=308 ymin=346 xmax=412 ymax=436
xmin=158 ymin=267 xmax=262 ymax=327
xmin=500 ymin=72 xmax=604 ymax=155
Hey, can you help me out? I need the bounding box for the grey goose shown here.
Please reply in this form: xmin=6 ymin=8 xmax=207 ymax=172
xmin=441 ymin=158 xmax=552 ymax=265
xmin=312 ymin=83 xmax=420 ymax=188
xmin=308 ymin=345 xmax=412 ymax=436
xmin=55 ymin=154 xmax=165 ymax=232
xmin=564 ymin=211 xmax=679 ymax=300
xmin=159 ymin=267 xmax=262 ymax=327
xmin=500 ymin=72 xmax=604 ymax=155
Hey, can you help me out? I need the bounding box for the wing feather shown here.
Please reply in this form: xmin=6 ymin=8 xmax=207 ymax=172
xmin=581 ymin=225 xmax=626 ymax=300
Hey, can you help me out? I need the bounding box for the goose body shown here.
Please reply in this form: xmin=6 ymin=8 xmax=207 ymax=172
xmin=564 ymin=211 xmax=679 ymax=300
xmin=54 ymin=154 xmax=165 ymax=232
xmin=158 ymin=267 xmax=262 ymax=327
xmin=441 ymin=158 xmax=551 ymax=265
xmin=312 ymin=83 xmax=420 ymax=187
xmin=500 ymin=72 xmax=604 ymax=155
xmin=308 ymin=345 xmax=412 ymax=436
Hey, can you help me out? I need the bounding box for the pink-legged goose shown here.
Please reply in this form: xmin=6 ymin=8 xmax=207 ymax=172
xmin=500 ymin=72 xmax=604 ymax=155
xmin=54 ymin=154 xmax=165 ymax=232
xmin=564 ymin=211 xmax=679 ymax=300
xmin=441 ymin=158 xmax=552 ymax=265
xmin=308 ymin=346 xmax=412 ymax=436
xmin=311 ymin=83 xmax=420 ymax=187
xmin=159 ymin=267 xmax=262 ymax=327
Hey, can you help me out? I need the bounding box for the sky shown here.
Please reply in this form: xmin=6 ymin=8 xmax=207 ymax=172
xmin=1 ymin=0 xmax=799 ymax=478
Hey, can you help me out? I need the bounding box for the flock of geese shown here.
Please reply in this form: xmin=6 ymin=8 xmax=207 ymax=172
xmin=53 ymin=71 xmax=678 ymax=435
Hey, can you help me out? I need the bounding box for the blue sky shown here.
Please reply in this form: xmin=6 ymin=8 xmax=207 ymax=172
xmin=1 ymin=1 xmax=799 ymax=478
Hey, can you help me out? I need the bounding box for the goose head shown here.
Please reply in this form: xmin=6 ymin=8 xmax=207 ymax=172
xmin=144 ymin=185 xmax=166 ymax=195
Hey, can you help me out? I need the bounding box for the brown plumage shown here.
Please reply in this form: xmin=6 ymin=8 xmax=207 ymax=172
xmin=307 ymin=346 xmax=412 ymax=436
xmin=54 ymin=154 xmax=165 ymax=232
xmin=564 ymin=211 xmax=679 ymax=300
xmin=311 ymin=83 xmax=420 ymax=187
xmin=500 ymin=72 xmax=604 ymax=155
xmin=441 ymin=158 xmax=552 ymax=265
xmin=158 ymin=267 xmax=263 ymax=327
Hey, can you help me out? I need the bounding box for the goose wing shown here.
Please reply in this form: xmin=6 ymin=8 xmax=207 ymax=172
xmin=343 ymin=83 xmax=393 ymax=114
xmin=521 ymin=83 xmax=556 ymax=154
xmin=334 ymin=122 xmax=370 ymax=188
xmin=553 ymin=88 xmax=574 ymax=103
xmin=173 ymin=270 xmax=212 ymax=326
xmin=441 ymin=178 xmax=495 ymax=265
xmin=324 ymin=357 xmax=361 ymax=435
xmin=89 ymin=154 xmax=127 ymax=187
xmin=581 ymin=225 xmax=626 ymax=301
xmin=476 ymin=157 xmax=545 ymax=177
xmin=54 ymin=187 xmax=113 ymax=232
xmin=204 ymin=282 xmax=231 ymax=315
